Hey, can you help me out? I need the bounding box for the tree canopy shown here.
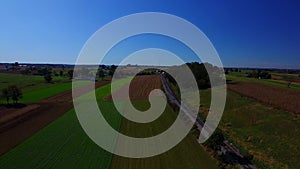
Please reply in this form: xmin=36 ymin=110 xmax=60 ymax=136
xmin=166 ymin=62 xmax=224 ymax=89
xmin=1 ymin=85 xmax=23 ymax=104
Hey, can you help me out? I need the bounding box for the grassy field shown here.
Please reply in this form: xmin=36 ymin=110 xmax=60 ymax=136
xmin=107 ymin=75 xmax=218 ymax=168
xmin=0 ymin=107 xmax=120 ymax=169
xmin=0 ymin=75 xmax=218 ymax=169
xmin=0 ymin=82 xmax=123 ymax=169
xmin=0 ymin=73 xmax=94 ymax=103
xmin=270 ymin=72 xmax=300 ymax=82
xmin=227 ymin=71 xmax=300 ymax=90
xmin=20 ymin=80 xmax=90 ymax=103
xmin=185 ymin=89 xmax=300 ymax=168
xmin=111 ymin=99 xmax=218 ymax=169
xmin=0 ymin=73 xmax=69 ymax=92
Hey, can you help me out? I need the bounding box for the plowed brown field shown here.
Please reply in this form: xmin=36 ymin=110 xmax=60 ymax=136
xmin=227 ymin=82 xmax=300 ymax=115
xmin=105 ymin=75 xmax=162 ymax=100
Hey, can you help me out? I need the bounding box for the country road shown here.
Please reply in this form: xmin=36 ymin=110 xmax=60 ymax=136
xmin=160 ymin=74 xmax=257 ymax=169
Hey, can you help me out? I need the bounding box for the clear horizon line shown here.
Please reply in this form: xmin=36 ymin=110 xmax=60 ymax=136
xmin=0 ymin=62 xmax=299 ymax=70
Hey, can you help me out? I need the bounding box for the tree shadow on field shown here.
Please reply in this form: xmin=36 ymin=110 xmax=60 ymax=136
xmin=226 ymin=79 xmax=238 ymax=84
xmin=1 ymin=103 xmax=27 ymax=109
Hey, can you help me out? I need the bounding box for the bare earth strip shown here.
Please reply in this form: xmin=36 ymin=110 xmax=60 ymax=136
xmin=0 ymin=105 xmax=40 ymax=125
xmin=0 ymin=80 xmax=110 ymax=156
xmin=227 ymin=82 xmax=300 ymax=115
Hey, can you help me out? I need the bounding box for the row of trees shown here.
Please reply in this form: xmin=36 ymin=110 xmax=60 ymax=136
xmin=246 ymin=70 xmax=271 ymax=79
xmin=1 ymin=85 xmax=22 ymax=104
xmin=73 ymin=67 xmax=115 ymax=80
xmin=38 ymin=68 xmax=108 ymax=84
xmin=41 ymin=68 xmax=74 ymax=83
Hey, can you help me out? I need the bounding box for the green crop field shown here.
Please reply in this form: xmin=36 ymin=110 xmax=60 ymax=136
xmin=185 ymin=89 xmax=300 ymax=169
xmin=0 ymin=77 xmax=218 ymax=169
xmin=0 ymin=108 xmax=120 ymax=169
xmin=0 ymin=77 xmax=131 ymax=169
xmin=0 ymin=73 xmax=69 ymax=92
xmin=20 ymin=80 xmax=91 ymax=103
xmin=0 ymin=82 xmax=123 ymax=169
xmin=110 ymin=99 xmax=218 ymax=169
xmin=0 ymin=73 xmax=94 ymax=103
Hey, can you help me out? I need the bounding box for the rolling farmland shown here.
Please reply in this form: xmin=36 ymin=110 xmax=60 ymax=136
xmin=109 ymin=75 xmax=218 ymax=169
xmin=227 ymin=82 xmax=300 ymax=115
xmin=3 ymin=71 xmax=298 ymax=168
xmin=111 ymin=100 xmax=218 ymax=169
xmin=0 ymin=109 xmax=119 ymax=169
xmin=0 ymin=73 xmax=69 ymax=93
xmin=0 ymin=82 xmax=121 ymax=169
xmin=184 ymin=79 xmax=300 ymax=169
xmin=0 ymin=80 xmax=110 ymax=156
xmin=1 ymin=1 xmax=300 ymax=168
xmin=0 ymin=73 xmax=91 ymax=103
xmin=0 ymin=75 xmax=218 ymax=169
xmin=227 ymin=71 xmax=300 ymax=90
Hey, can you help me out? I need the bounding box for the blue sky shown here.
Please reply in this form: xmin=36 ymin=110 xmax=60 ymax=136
xmin=0 ymin=0 xmax=299 ymax=68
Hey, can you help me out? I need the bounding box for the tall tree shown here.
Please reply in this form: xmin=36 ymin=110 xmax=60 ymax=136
xmin=9 ymin=85 xmax=22 ymax=104
xmin=1 ymin=86 xmax=23 ymax=104
xmin=98 ymin=70 xmax=105 ymax=80
xmin=2 ymin=88 xmax=10 ymax=104
xmin=108 ymin=70 xmax=114 ymax=76
xmin=44 ymin=72 xmax=53 ymax=83
xmin=67 ymin=70 xmax=73 ymax=79
xmin=204 ymin=128 xmax=224 ymax=151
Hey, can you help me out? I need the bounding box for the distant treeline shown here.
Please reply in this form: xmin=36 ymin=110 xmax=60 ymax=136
xmin=246 ymin=70 xmax=271 ymax=79
xmin=224 ymin=67 xmax=300 ymax=74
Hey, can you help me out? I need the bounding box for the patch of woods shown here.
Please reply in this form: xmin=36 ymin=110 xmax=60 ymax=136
xmin=190 ymin=125 xmax=254 ymax=169
xmin=166 ymin=62 xmax=225 ymax=89
xmin=164 ymin=62 xmax=225 ymax=101
xmin=1 ymin=85 xmax=24 ymax=108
